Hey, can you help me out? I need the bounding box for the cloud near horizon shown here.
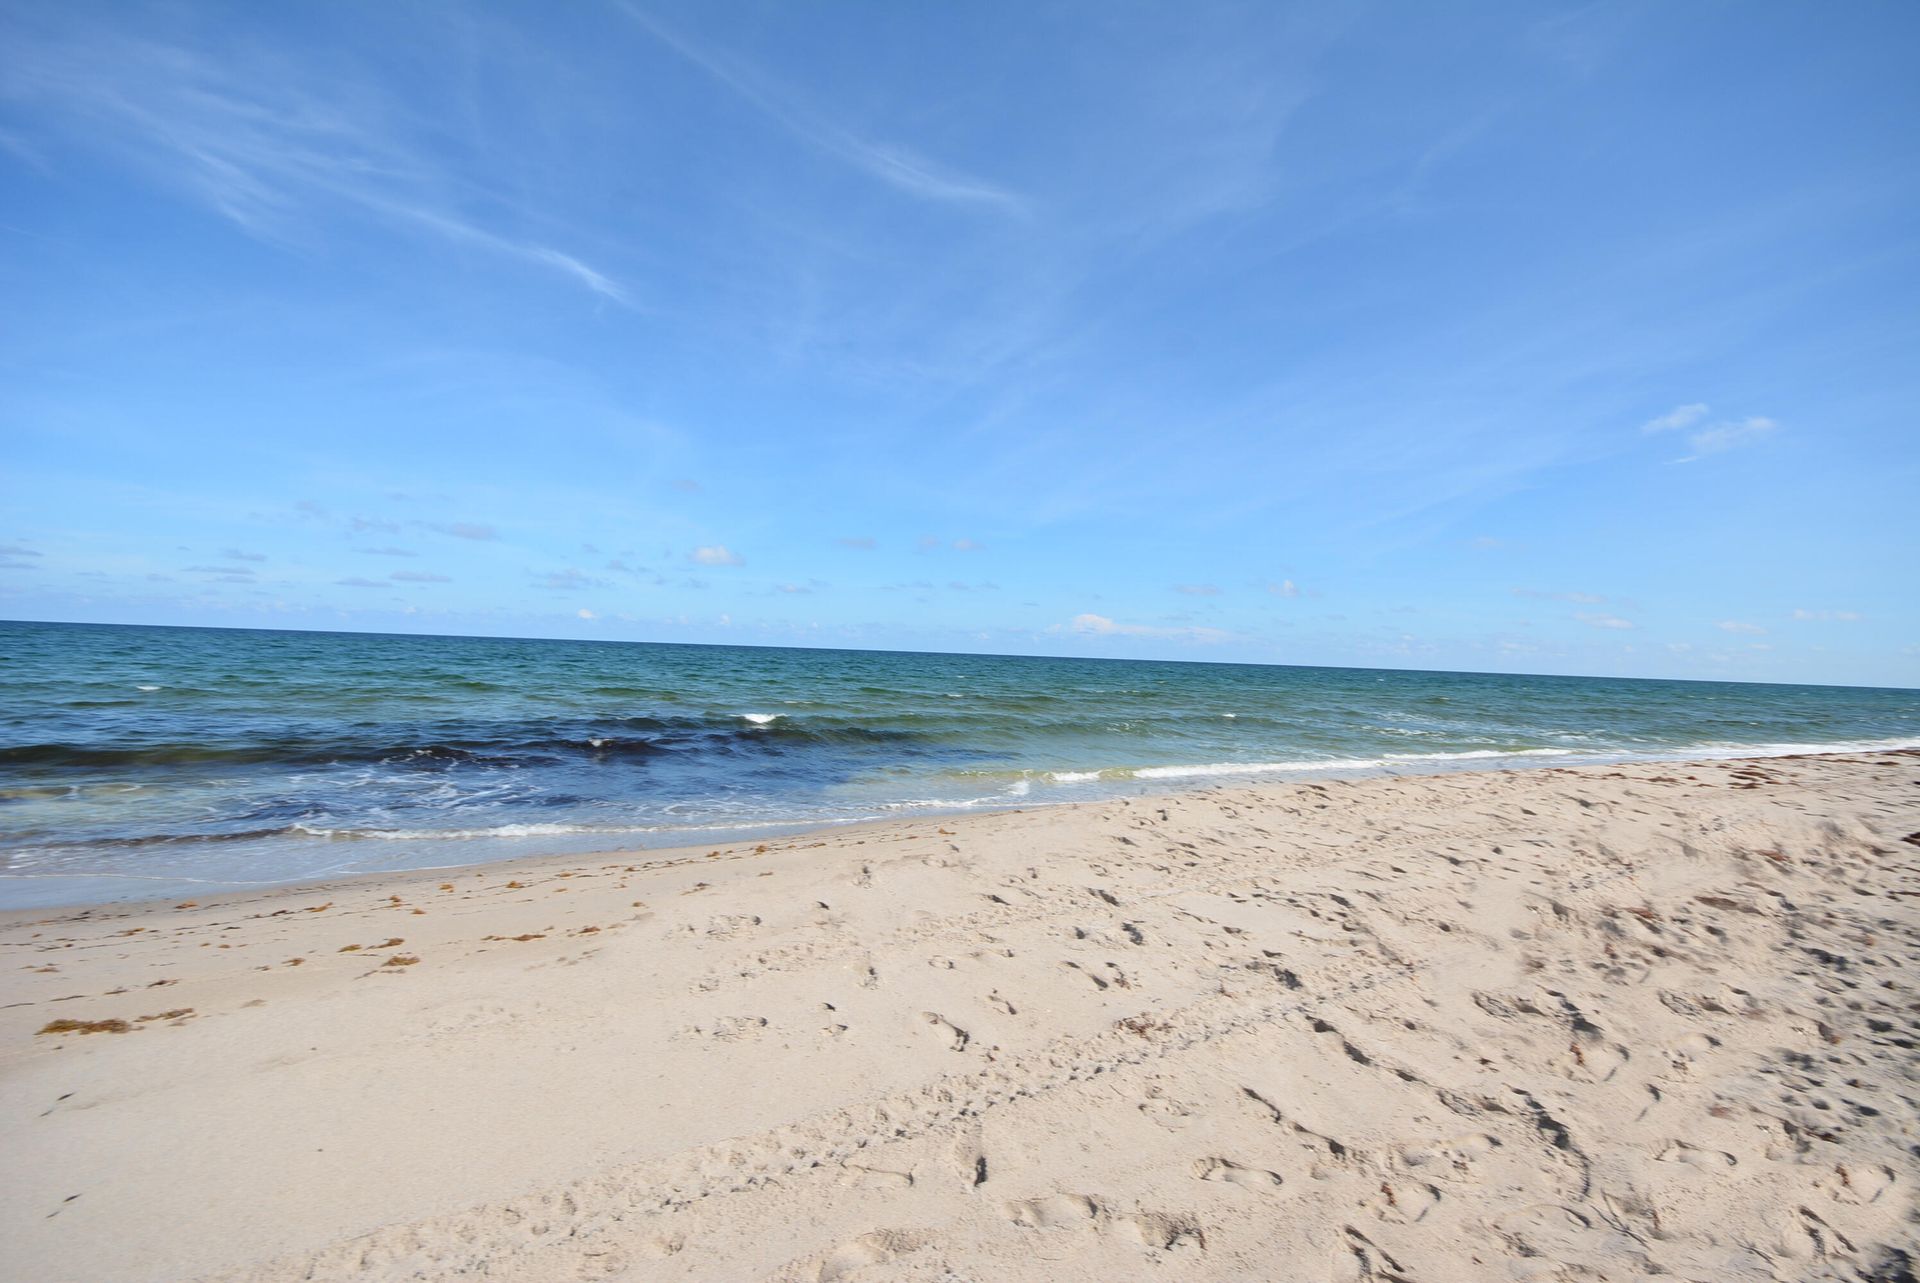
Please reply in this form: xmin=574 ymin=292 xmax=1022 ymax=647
xmin=1064 ymin=613 xmax=1233 ymax=644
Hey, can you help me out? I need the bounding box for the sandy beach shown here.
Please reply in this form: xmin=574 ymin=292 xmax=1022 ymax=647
xmin=3 ymin=751 xmax=1916 ymax=1282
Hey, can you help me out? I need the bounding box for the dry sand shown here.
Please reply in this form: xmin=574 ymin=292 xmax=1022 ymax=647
xmin=3 ymin=752 xmax=1917 ymax=1282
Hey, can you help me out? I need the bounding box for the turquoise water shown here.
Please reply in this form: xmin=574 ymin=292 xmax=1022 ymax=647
xmin=3 ymin=620 xmax=1916 ymax=907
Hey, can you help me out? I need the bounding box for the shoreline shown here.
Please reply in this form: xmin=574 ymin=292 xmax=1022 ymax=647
xmin=4 ymin=749 xmax=1916 ymax=1281
xmin=8 ymin=740 xmax=1918 ymax=916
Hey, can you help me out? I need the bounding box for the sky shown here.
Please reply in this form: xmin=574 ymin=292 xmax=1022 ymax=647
xmin=2 ymin=1 xmax=1916 ymax=687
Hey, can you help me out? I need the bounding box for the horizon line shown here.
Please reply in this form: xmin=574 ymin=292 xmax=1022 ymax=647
xmin=4 ymin=615 xmax=1913 ymax=695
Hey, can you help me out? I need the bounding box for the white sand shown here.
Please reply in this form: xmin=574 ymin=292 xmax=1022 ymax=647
xmin=3 ymin=751 xmax=1916 ymax=1282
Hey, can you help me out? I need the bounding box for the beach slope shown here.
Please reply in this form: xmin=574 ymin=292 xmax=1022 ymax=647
xmin=3 ymin=752 xmax=1917 ymax=1281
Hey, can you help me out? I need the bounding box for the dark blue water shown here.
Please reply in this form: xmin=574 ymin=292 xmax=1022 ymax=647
xmin=3 ymin=620 xmax=1916 ymax=906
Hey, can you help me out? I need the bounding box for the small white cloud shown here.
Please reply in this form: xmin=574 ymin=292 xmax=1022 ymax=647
xmin=1066 ymin=613 xmax=1231 ymax=643
xmin=1576 ymin=612 xmax=1634 ymax=630
xmin=690 ymin=545 xmax=744 ymax=567
xmin=1174 ymin=584 xmax=1221 ymax=596
xmin=951 ymin=538 xmax=983 ymax=552
xmin=390 ymin=570 xmax=450 ymax=583
xmin=577 ymin=608 xmax=597 ymax=620
xmin=1792 ymin=608 xmax=1862 ymax=622
xmin=1716 ymin=620 xmax=1767 ymax=635
xmin=1678 ymin=416 xmax=1775 ymax=461
xmin=1268 ymin=579 xmax=1300 ymax=598
xmin=222 ymin=548 xmax=267 ymax=562
xmin=335 ymin=576 xmax=385 ymax=588
xmin=1642 ymin=403 xmax=1710 ymax=434
xmin=1643 ymin=404 xmax=1779 ymax=463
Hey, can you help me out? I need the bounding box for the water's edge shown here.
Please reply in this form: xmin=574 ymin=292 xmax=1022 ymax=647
xmin=5 ymin=744 xmax=1913 ymax=913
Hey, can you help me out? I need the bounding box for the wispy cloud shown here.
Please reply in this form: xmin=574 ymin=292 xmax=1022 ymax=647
xmin=690 ymin=545 xmax=744 ymax=567
xmin=425 ymin=522 xmax=497 ymax=541
xmin=1716 ymin=620 xmax=1767 ymax=635
xmin=1267 ymin=579 xmax=1300 ymax=598
xmin=1792 ymin=608 xmax=1862 ymax=622
xmin=1642 ymin=403 xmax=1777 ymax=463
xmin=620 ymin=5 xmax=1022 ymax=212
xmin=1062 ymin=612 xmax=1232 ymax=644
xmin=1575 ymin=612 xmax=1635 ymax=630
xmin=390 ymin=570 xmax=450 ymax=583
xmin=1641 ymin=403 xmax=1710 ymax=434
xmin=1677 ymin=416 xmax=1775 ymax=461
xmin=535 ymin=568 xmax=608 ymax=591
xmin=1174 ymin=584 xmax=1221 ymax=596
xmin=3 ymin=14 xmax=629 ymax=304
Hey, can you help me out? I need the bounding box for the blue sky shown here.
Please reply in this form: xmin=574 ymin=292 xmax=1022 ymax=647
xmin=3 ymin=1 xmax=1915 ymax=686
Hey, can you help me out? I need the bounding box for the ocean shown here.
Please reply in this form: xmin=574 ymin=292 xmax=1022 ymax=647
xmin=3 ymin=619 xmax=1916 ymax=907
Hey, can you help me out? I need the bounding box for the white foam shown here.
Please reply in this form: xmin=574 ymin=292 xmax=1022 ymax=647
xmin=1050 ymin=770 xmax=1103 ymax=783
xmin=1384 ymin=748 xmax=1573 ymax=762
xmin=1132 ymin=748 xmax=1580 ymax=780
xmin=1666 ymin=736 xmax=1920 ymax=761
xmin=1135 ymin=760 xmax=1345 ymax=779
xmin=290 ymin=815 xmax=832 ymax=842
xmin=135 ymin=685 xmax=162 ymax=692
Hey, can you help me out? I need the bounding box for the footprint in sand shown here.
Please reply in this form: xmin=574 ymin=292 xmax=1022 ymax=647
xmin=1820 ymin=1162 xmax=1895 ymax=1205
xmin=1139 ymin=1093 xmax=1200 ymax=1131
xmin=811 ymin=1229 xmax=932 ymax=1282
xmin=1493 ymin=1203 xmax=1598 ymax=1257
xmin=1005 ymin=1193 xmax=1102 ymax=1230
xmin=920 ymin=1011 xmax=970 ymax=1051
xmin=1367 ymin=1179 xmax=1440 ymax=1224
xmin=1194 ymin=1157 xmax=1283 ymax=1191
xmin=1398 ymin=1132 xmax=1499 ymax=1178
xmin=834 ymin=1162 xmax=914 ymax=1190
xmin=1656 ymin=1139 xmax=1737 ymax=1169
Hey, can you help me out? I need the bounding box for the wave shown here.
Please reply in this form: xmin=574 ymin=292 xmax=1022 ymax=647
xmin=1039 ymin=738 xmax=1920 ymax=784
xmin=0 ymin=713 xmax=931 ymax=773
xmin=1036 ymin=748 xmax=1577 ymax=783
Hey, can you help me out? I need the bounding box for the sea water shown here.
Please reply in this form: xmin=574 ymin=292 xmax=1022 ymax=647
xmin=3 ymin=620 xmax=1915 ymax=906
